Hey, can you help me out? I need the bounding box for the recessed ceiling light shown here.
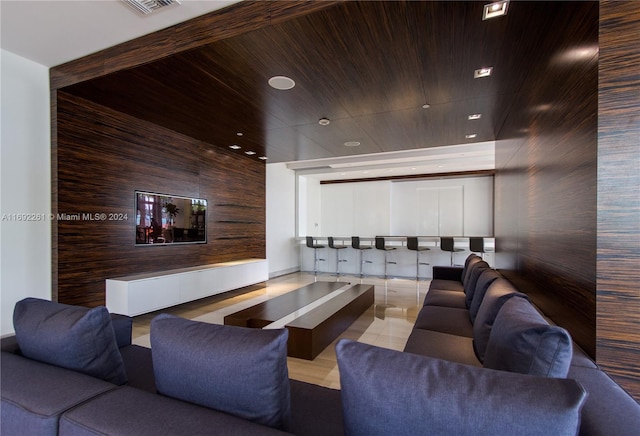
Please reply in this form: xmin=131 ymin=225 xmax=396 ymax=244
xmin=236 ymin=132 xmax=243 ymax=136
xmin=465 ymin=134 xmax=477 ymax=139
xmin=422 ymin=103 xmax=431 ymax=109
xmin=258 ymin=156 xmax=268 ymax=160
xmin=245 ymin=151 xmax=256 ymax=155
xmin=468 ymin=114 xmax=482 ymax=120
xmin=474 ymin=67 xmax=493 ymax=78
xmin=483 ymin=1 xmax=509 ymax=20
xmin=344 ymin=141 xmax=360 ymax=147
xmin=268 ymin=76 xmax=295 ymax=90
xmin=318 ymin=118 xmax=331 ymax=126
xmin=229 ymin=145 xmax=241 ymax=150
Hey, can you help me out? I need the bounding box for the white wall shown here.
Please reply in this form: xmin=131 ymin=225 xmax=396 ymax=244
xmin=317 ymin=176 xmax=493 ymax=237
xmin=301 ymin=176 xmax=322 ymax=236
xmin=266 ymin=163 xmax=299 ymax=277
xmin=390 ymin=177 xmax=493 ymax=236
xmin=320 ymin=181 xmax=391 ymax=236
xmin=1 ymin=49 xmax=51 ymax=335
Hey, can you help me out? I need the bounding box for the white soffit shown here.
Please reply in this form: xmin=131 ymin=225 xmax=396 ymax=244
xmin=0 ymin=0 xmax=241 ymax=67
xmin=289 ymin=142 xmax=496 ymax=181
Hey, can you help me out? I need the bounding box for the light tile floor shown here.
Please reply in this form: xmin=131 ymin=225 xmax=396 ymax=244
xmin=132 ymin=272 xmax=429 ymax=389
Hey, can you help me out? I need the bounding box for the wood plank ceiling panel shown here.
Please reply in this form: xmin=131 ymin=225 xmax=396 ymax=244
xmin=60 ymin=1 xmax=597 ymax=165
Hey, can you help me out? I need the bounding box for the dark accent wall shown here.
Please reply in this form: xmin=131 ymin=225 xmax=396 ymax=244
xmin=596 ymin=1 xmax=640 ymax=400
xmin=50 ymin=1 xmax=337 ymax=308
xmin=494 ymin=1 xmax=599 ymax=356
xmin=54 ymin=92 xmax=265 ymax=307
xmin=495 ymin=1 xmax=640 ymax=399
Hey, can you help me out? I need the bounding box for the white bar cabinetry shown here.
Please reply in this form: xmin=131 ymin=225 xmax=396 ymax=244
xmin=106 ymin=259 xmax=268 ymax=316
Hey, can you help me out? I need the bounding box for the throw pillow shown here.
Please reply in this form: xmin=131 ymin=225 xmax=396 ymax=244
xmin=335 ymin=339 xmax=586 ymax=436
xmin=13 ymin=297 xmax=127 ymax=385
xmin=472 ymin=279 xmax=527 ymax=362
xmin=461 ymin=254 xmax=482 ymax=286
xmin=150 ymin=314 xmax=291 ymax=431
xmin=467 ymin=268 xmax=501 ymax=321
xmin=463 ymin=260 xmax=490 ymax=307
xmin=484 ymin=297 xmax=574 ymax=378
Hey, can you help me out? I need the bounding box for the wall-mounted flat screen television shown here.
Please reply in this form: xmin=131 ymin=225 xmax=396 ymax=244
xmin=135 ymin=191 xmax=207 ymax=245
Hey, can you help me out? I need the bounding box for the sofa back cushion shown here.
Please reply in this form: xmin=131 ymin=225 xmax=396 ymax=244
xmin=467 ymin=268 xmax=501 ymax=321
xmin=150 ymin=314 xmax=291 ymax=431
xmin=335 ymin=339 xmax=586 ymax=436
xmin=472 ymin=279 xmax=527 ymax=362
xmin=484 ymin=298 xmax=573 ymax=378
xmin=13 ymin=297 xmax=127 ymax=385
xmin=461 ymin=254 xmax=482 ymax=287
xmin=463 ymin=260 xmax=490 ymax=305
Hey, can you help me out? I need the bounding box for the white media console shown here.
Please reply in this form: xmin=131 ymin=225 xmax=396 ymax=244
xmin=106 ymin=258 xmax=268 ymax=316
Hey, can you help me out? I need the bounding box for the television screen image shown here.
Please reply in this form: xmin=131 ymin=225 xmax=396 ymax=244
xmin=135 ymin=191 xmax=207 ymax=245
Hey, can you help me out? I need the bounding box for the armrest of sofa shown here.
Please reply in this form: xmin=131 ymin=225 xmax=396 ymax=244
xmin=0 ymin=335 xmax=20 ymax=354
xmin=432 ymin=266 xmax=463 ymax=282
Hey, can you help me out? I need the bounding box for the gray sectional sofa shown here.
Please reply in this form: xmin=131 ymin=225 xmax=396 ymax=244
xmin=403 ymin=254 xmax=640 ymax=435
xmin=2 ymin=256 xmax=640 ymax=435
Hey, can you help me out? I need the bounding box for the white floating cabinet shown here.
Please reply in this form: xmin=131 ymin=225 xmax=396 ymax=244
xmin=106 ymin=259 xmax=268 ymax=316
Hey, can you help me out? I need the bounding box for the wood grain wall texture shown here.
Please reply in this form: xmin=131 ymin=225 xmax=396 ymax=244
xmin=54 ymin=92 xmax=265 ymax=307
xmin=493 ymin=1 xmax=599 ymax=358
xmin=596 ymin=1 xmax=640 ymax=400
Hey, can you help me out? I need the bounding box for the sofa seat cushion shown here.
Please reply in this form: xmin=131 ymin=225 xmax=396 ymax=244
xmin=422 ymin=289 xmax=467 ymax=309
xmin=413 ymin=306 xmax=473 ymax=337
xmin=484 ymin=298 xmax=573 ymax=378
xmin=567 ymin=366 xmax=640 ymax=436
xmin=13 ymin=297 xmax=127 ymax=385
xmin=403 ymin=329 xmax=481 ymax=367
xmin=472 ymin=278 xmax=527 ymax=362
xmin=58 ymin=386 xmax=290 ymax=436
xmin=336 ymin=339 xmax=587 ymax=436
xmin=1 ymin=352 xmax=117 ymax=436
xmin=151 ymin=314 xmax=291 ymax=431
xmin=428 ymin=278 xmax=463 ymax=293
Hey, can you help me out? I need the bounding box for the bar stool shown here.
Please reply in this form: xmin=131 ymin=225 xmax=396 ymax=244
xmin=306 ymin=236 xmax=325 ymax=280
xmin=469 ymin=237 xmax=486 ymax=261
xmin=375 ymin=237 xmax=397 ymax=279
xmin=406 ymin=237 xmax=430 ymax=280
xmin=328 ymin=237 xmax=348 ymax=279
xmin=440 ymin=237 xmax=464 ymax=266
xmin=352 ymin=236 xmax=373 ymax=279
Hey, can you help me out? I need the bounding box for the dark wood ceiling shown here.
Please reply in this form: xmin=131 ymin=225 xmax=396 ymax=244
xmin=61 ymin=1 xmax=597 ymax=164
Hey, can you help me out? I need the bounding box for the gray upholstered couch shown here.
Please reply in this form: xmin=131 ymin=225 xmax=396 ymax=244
xmin=1 ymin=300 xmax=342 ymax=436
xmin=2 ymin=258 xmax=640 ymax=435
xmin=400 ymin=254 xmax=640 ymax=435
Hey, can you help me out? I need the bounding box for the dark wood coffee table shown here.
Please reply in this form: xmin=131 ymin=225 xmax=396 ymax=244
xmin=224 ymin=281 xmax=374 ymax=360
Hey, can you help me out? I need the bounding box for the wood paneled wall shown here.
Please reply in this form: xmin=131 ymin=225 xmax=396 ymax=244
xmin=495 ymin=1 xmax=640 ymax=400
xmin=49 ymin=1 xmax=338 ymax=307
xmin=54 ymin=92 xmax=265 ymax=307
xmin=596 ymin=1 xmax=640 ymax=400
xmin=494 ymin=1 xmax=599 ymax=356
